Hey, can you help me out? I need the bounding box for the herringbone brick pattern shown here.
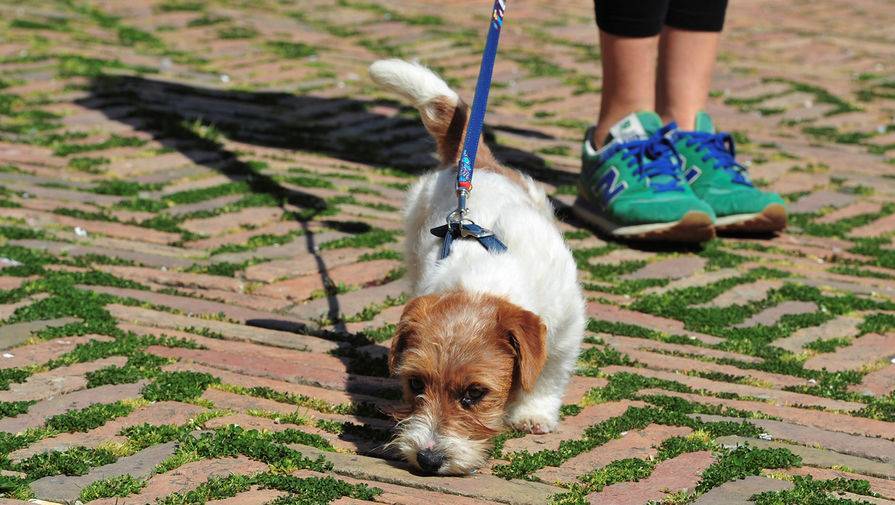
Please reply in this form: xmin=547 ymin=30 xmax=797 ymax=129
xmin=1 ymin=0 xmax=894 ymax=503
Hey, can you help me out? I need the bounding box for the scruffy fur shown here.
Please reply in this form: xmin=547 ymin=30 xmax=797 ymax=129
xmin=370 ymin=59 xmax=585 ymax=475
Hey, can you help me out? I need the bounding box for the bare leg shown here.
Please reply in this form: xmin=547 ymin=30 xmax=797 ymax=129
xmin=593 ymin=30 xmax=659 ymax=147
xmin=655 ymin=26 xmax=720 ymax=130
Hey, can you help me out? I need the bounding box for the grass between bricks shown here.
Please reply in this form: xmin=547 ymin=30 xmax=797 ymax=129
xmin=751 ymin=475 xmax=882 ymax=505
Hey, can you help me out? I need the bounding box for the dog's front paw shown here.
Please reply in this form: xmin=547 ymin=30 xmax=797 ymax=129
xmin=506 ymin=406 xmax=559 ymax=435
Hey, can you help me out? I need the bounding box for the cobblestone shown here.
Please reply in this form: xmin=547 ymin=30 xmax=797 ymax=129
xmin=0 ymin=0 xmax=894 ymax=502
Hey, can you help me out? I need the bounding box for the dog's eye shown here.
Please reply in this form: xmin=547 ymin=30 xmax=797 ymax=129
xmin=409 ymin=376 xmax=425 ymax=394
xmin=460 ymin=386 xmax=487 ymax=408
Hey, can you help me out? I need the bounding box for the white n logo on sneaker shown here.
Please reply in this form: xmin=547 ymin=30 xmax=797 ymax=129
xmin=596 ymin=166 xmax=628 ymax=204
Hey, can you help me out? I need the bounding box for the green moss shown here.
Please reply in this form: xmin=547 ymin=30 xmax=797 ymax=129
xmin=358 ymin=249 xmax=402 ymax=262
xmin=210 ymin=231 xmax=303 ymax=255
xmin=15 ymin=446 xmax=118 ymax=480
xmin=218 ymin=26 xmax=258 ymax=39
xmin=0 ymin=400 xmax=34 ymax=418
xmin=45 ymin=401 xmax=134 ymax=433
xmin=696 ymin=445 xmax=801 ymax=493
xmin=266 ymin=41 xmax=317 ymax=59
xmin=752 ymin=475 xmax=878 ymax=504
xmin=828 ymin=265 xmax=895 ymax=280
xmin=804 ymin=337 xmax=851 ymax=353
xmin=157 ymin=425 xmax=332 ymax=474
xmin=86 ymin=352 xmax=172 ymax=387
xmin=186 ymin=259 xmax=258 ymax=277
xmin=141 ymin=371 xmax=219 ymax=402
xmin=188 ymin=14 xmax=230 ymax=27
xmin=156 ymin=0 xmax=205 ymax=11
xmin=319 ymin=229 xmax=398 ymax=250
xmin=53 ymin=134 xmax=146 ymax=156
xmin=10 ymin=18 xmax=70 ymax=31
xmin=68 ymin=156 xmax=110 ymax=174
xmin=117 ymin=26 xmax=164 ymax=48
xmin=79 ymin=474 xmax=145 ymax=502
xmin=57 ymin=55 xmax=156 ymax=78
xmin=360 ymin=323 xmax=396 ymax=343
xmin=577 ymin=345 xmax=635 ymax=372
xmin=165 ymin=181 xmax=248 ymax=205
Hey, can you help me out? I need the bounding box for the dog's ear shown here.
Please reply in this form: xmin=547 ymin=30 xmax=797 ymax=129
xmin=389 ymin=294 xmax=437 ymax=374
xmin=497 ymin=301 xmax=547 ymax=391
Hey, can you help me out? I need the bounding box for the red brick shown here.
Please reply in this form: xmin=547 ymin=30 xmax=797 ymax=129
xmin=816 ymin=201 xmax=882 ymax=224
xmin=10 ymin=400 xmax=206 ymax=462
xmin=851 ymin=214 xmax=895 ymax=238
xmin=604 ymin=366 xmax=861 ymax=411
xmin=181 ymin=206 xmax=284 ymax=235
xmin=805 ymin=333 xmax=895 ymax=372
xmin=294 ymin=469 xmax=504 ymax=505
xmin=733 ymin=301 xmax=818 ymax=328
xmin=255 ymin=259 xmax=401 ymax=301
xmin=640 ymin=389 xmax=895 ymax=439
xmin=609 ymin=347 xmax=803 ymax=388
xmin=0 ymin=356 xmax=125 ymax=402
xmin=206 ymin=488 xmax=286 ymax=505
xmin=772 ymin=314 xmax=863 ymax=353
xmin=90 ymin=456 xmax=268 ymax=505
xmin=602 ymin=334 xmax=762 ymax=364
xmin=536 ymin=424 xmax=692 ymax=484
xmin=110 ymin=306 xmax=337 ymax=353
xmin=184 ymin=220 xmax=303 ymax=250
xmin=850 ymin=363 xmax=895 ymax=396
xmin=0 ymin=335 xmax=111 ymax=369
xmin=696 ymin=279 xmax=783 ymax=309
xmin=0 ymin=381 xmax=147 ymax=434
xmin=561 ymin=376 xmax=610 ymax=405
xmin=244 ymin=247 xmax=368 ymax=282
xmin=504 ymin=401 xmax=644 ymax=455
xmin=288 ymin=445 xmax=562 ymax=505
xmin=587 ymin=302 xmax=722 ymax=345
xmin=162 ymin=360 xmax=392 ymax=410
xmin=150 ymin=345 xmax=397 ymax=396
xmin=786 ymin=467 xmax=895 ymax=500
xmin=586 ymin=451 xmax=713 ymax=504
xmin=621 ymin=256 xmax=706 ymax=280
xmin=95 ymin=265 xmax=245 ymax=292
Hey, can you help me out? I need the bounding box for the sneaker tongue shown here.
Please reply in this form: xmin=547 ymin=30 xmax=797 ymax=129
xmin=693 ymin=111 xmax=715 ymax=133
xmin=607 ymin=111 xmax=662 ymax=143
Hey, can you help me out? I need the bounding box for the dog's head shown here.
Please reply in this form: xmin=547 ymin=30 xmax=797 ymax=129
xmin=387 ymin=291 xmax=547 ymax=475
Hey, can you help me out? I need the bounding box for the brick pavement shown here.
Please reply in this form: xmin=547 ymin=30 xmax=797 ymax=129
xmin=0 ymin=0 xmax=894 ymax=504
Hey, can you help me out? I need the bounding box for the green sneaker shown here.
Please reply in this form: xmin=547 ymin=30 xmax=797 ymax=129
xmin=674 ymin=112 xmax=787 ymax=232
xmin=574 ymin=111 xmax=716 ymax=242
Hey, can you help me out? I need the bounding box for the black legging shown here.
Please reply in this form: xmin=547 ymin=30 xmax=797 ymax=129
xmin=594 ymin=0 xmax=729 ymax=37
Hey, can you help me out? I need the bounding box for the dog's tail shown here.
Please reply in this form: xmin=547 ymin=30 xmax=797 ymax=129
xmin=369 ymin=59 xmax=496 ymax=167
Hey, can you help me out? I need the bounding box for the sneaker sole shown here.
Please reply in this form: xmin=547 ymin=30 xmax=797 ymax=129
xmin=716 ymin=203 xmax=787 ymax=233
xmin=572 ymin=197 xmax=716 ymax=242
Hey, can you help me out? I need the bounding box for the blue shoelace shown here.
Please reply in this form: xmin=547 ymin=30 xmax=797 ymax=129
xmin=611 ymin=123 xmax=685 ymax=193
xmin=678 ymin=131 xmax=753 ymax=186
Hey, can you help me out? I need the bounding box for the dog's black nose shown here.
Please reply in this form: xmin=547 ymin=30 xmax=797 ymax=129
xmin=416 ymin=449 xmax=444 ymax=473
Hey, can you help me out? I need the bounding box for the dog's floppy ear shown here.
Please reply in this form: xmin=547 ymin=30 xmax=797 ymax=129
xmin=497 ymin=301 xmax=547 ymax=391
xmin=389 ymin=294 xmax=437 ymax=374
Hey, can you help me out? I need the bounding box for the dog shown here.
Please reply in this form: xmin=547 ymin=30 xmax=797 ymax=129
xmin=369 ymin=59 xmax=585 ymax=475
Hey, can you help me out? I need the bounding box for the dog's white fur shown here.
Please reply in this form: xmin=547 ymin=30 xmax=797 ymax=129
xmin=371 ymin=59 xmax=585 ymax=471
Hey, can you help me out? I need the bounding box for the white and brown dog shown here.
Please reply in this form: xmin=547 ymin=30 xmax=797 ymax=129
xmin=370 ymin=59 xmax=585 ymax=475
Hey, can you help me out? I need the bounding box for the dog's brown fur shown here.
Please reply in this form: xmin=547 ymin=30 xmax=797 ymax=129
xmin=421 ymin=96 xmax=526 ymax=188
xmin=389 ymin=291 xmax=547 ymax=442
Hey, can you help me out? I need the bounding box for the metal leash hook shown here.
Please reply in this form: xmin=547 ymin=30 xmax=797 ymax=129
xmin=431 ymin=0 xmax=508 ymax=260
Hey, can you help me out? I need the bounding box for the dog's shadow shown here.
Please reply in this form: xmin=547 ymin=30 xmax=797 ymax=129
xmin=75 ymin=75 xmax=580 ymax=458
xmin=76 ymin=75 xmax=707 ymax=459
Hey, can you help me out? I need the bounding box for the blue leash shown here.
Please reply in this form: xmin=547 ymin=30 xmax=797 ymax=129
xmin=431 ymin=0 xmax=508 ymax=260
